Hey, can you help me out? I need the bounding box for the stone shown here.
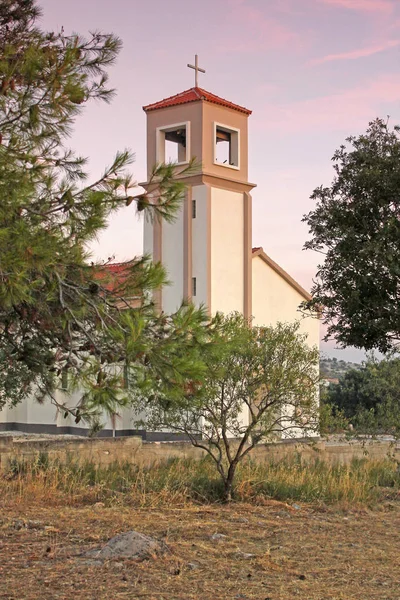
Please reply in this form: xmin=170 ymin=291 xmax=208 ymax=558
xmin=210 ymin=533 xmax=228 ymax=541
xmin=83 ymin=559 xmax=103 ymax=567
xmin=82 ymin=530 xmax=168 ymax=561
xmin=235 ymin=551 xmax=256 ymax=560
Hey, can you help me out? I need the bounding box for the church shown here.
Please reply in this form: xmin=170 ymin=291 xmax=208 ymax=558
xmin=0 ymin=59 xmax=319 ymax=437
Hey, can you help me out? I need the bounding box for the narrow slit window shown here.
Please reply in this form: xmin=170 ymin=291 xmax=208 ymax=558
xmin=192 ymin=277 xmax=197 ymax=297
xmin=192 ymin=199 xmax=196 ymax=218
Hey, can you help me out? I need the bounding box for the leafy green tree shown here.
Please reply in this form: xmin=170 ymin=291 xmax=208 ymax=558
xmin=137 ymin=314 xmax=319 ymax=502
xmin=0 ymin=0 xmax=208 ymax=425
xmin=303 ymin=119 xmax=400 ymax=353
xmin=326 ymin=357 xmax=400 ymax=436
xmin=318 ymin=395 xmax=349 ymax=436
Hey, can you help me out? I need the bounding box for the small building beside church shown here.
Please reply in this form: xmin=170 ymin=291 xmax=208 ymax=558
xmin=0 ymin=73 xmax=319 ymax=437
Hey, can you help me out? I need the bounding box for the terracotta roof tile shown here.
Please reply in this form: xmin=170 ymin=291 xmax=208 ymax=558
xmin=102 ymin=262 xmax=133 ymax=275
xmin=94 ymin=260 xmax=137 ymax=293
xmin=143 ymin=87 xmax=252 ymax=115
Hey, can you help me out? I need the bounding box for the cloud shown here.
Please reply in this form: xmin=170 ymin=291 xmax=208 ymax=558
xmin=310 ymin=39 xmax=400 ymax=64
xmin=316 ymin=0 xmax=394 ymax=13
xmin=217 ymin=3 xmax=307 ymax=53
xmin=258 ymin=74 xmax=400 ymax=133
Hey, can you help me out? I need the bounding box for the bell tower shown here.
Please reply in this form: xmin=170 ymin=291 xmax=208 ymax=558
xmin=142 ymin=57 xmax=256 ymax=317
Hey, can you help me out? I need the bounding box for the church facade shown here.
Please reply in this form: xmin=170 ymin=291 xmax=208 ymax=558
xmin=0 ymin=82 xmax=319 ymax=437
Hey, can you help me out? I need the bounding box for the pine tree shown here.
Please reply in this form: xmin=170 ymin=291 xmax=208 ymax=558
xmin=0 ymin=0 xmax=209 ymax=425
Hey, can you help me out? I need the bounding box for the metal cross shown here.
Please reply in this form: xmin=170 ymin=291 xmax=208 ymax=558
xmin=187 ymin=54 xmax=206 ymax=87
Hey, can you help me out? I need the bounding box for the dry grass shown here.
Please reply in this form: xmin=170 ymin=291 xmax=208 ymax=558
xmin=2 ymin=454 xmax=400 ymax=507
xmin=1 ymin=457 xmax=400 ymax=599
xmin=1 ymin=499 xmax=400 ymax=599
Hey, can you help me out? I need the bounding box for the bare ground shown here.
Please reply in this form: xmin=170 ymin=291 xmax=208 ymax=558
xmin=0 ymin=498 xmax=399 ymax=600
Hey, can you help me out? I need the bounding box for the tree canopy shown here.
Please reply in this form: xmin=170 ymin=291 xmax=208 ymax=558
xmin=325 ymin=357 xmax=400 ymax=437
xmin=0 ymin=0 xmax=209 ymax=425
xmin=303 ymin=118 xmax=400 ymax=353
xmin=137 ymin=314 xmax=320 ymax=501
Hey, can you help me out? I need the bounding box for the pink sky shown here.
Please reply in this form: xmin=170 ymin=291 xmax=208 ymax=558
xmin=39 ymin=0 xmax=399 ymax=361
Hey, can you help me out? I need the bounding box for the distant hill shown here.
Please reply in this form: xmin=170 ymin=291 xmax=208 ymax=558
xmin=320 ymin=356 xmax=362 ymax=380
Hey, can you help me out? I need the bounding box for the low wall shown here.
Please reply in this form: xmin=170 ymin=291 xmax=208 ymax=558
xmin=0 ymin=435 xmax=399 ymax=471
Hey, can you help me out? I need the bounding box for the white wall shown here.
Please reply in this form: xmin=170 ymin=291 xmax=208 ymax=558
xmin=0 ymin=396 xmax=28 ymax=425
xmin=252 ymin=255 xmax=319 ymax=438
xmin=0 ymin=394 xmax=56 ymax=427
xmin=192 ymin=184 xmax=208 ymax=308
xmin=143 ymin=214 xmax=153 ymax=258
xmin=162 ymin=204 xmax=184 ymax=314
xmin=252 ymin=256 xmax=319 ymax=349
xmin=0 ymin=380 xmax=139 ymax=433
xmin=210 ymin=187 xmax=244 ymax=314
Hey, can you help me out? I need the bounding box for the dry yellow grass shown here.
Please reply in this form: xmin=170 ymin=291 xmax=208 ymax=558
xmin=2 ymin=455 xmax=399 ymax=506
xmin=1 ymin=457 xmax=399 ymax=599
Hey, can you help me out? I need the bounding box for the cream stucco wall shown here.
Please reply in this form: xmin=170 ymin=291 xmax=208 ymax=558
xmin=252 ymin=255 xmax=319 ymax=439
xmin=252 ymin=255 xmax=319 ymax=348
xmin=210 ymin=187 xmax=244 ymax=314
xmin=162 ymin=204 xmax=184 ymax=314
xmin=192 ymin=184 xmax=208 ymax=307
xmin=143 ymin=214 xmax=153 ymax=258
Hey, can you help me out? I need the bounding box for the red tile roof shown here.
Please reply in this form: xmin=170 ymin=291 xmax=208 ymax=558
xmin=143 ymin=87 xmax=252 ymax=115
xmin=103 ymin=262 xmax=133 ymax=275
xmin=95 ymin=260 xmax=137 ymax=294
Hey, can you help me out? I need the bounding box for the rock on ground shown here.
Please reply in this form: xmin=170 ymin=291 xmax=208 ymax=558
xmin=82 ymin=530 xmax=168 ymax=561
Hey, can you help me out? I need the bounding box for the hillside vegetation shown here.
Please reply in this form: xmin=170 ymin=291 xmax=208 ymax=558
xmin=320 ymin=356 xmax=362 ymax=380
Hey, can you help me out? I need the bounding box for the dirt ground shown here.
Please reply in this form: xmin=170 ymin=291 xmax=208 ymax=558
xmin=0 ymin=499 xmax=399 ymax=600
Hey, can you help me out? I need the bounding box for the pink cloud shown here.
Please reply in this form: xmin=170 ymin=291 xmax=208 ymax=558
xmin=217 ymin=3 xmax=307 ymax=53
xmin=310 ymin=39 xmax=400 ymax=64
xmin=258 ymin=74 xmax=400 ymax=133
xmin=317 ymin=0 xmax=394 ymax=13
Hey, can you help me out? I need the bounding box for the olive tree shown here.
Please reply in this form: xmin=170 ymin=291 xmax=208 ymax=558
xmin=137 ymin=314 xmax=320 ymax=502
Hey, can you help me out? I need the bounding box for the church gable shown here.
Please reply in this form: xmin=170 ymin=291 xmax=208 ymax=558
xmin=251 ymin=247 xmax=318 ymax=347
xmin=252 ymin=247 xmax=311 ymax=302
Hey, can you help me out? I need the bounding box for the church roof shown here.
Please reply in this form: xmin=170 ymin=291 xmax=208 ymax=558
xmin=143 ymin=87 xmax=252 ymax=115
xmin=94 ymin=260 xmax=139 ymax=295
xmin=252 ymin=247 xmax=312 ymax=301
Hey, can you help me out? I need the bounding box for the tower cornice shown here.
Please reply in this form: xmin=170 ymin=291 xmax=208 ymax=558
xmin=140 ymin=173 xmax=257 ymax=194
